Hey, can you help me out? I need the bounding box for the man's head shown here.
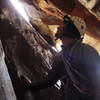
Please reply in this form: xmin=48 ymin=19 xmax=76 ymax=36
xmin=55 ymin=15 xmax=86 ymax=40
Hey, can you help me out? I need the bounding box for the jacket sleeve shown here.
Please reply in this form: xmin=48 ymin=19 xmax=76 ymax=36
xmin=30 ymin=56 xmax=65 ymax=91
xmin=88 ymin=54 xmax=100 ymax=100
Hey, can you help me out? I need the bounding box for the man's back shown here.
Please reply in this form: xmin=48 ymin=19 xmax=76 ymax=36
xmin=63 ymin=40 xmax=100 ymax=100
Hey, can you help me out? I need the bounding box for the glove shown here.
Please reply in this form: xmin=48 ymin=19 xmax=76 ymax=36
xmin=19 ymin=75 xmax=31 ymax=91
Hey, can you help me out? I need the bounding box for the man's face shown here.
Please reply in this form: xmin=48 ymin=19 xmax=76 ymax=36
xmin=56 ymin=23 xmax=74 ymax=47
xmin=56 ymin=24 xmax=67 ymax=39
xmin=57 ymin=24 xmax=65 ymax=35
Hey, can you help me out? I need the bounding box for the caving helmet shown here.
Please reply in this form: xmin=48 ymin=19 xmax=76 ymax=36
xmin=55 ymin=15 xmax=86 ymax=40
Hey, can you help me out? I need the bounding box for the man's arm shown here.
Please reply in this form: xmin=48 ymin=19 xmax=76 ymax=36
xmin=30 ymin=60 xmax=65 ymax=91
xmin=20 ymin=55 xmax=65 ymax=91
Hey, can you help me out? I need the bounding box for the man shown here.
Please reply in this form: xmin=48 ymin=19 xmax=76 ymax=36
xmin=20 ymin=15 xmax=100 ymax=100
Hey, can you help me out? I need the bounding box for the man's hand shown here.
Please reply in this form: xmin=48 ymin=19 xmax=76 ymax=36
xmin=19 ymin=75 xmax=31 ymax=91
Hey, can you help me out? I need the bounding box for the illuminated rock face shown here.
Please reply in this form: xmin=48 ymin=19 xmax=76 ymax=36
xmin=0 ymin=1 xmax=61 ymax=99
xmin=0 ymin=41 xmax=17 ymax=100
xmin=83 ymin=34 xmax=100 ymax=54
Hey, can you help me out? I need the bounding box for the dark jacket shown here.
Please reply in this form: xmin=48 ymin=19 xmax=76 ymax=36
xmin=30 ymin=40 xmax=100 ymax=100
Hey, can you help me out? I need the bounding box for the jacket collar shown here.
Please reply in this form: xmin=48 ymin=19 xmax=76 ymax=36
xmin=61 ymin=39 xmax=82 ymax=52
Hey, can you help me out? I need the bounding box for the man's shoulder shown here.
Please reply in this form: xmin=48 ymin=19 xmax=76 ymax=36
xmin=78 ymin=43 xmax=99 ymax=55
xmin=72 ymin=43 xmax=100 ymax=63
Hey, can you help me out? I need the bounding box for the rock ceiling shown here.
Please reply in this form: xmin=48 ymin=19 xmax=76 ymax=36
xmin=19 ymin=0 xmax=100 ymax=37
xmin=30 ymin=0 xmax=100 ymax=37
